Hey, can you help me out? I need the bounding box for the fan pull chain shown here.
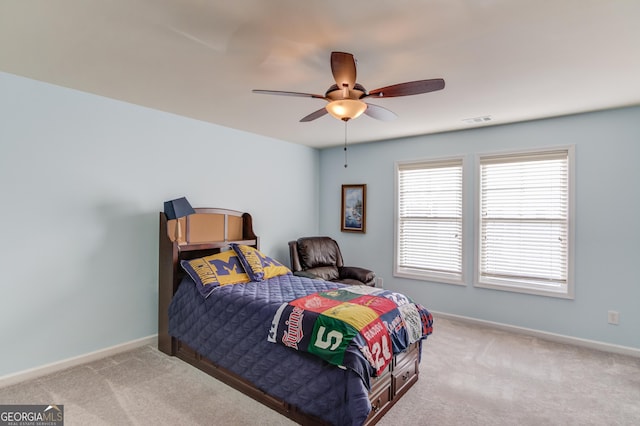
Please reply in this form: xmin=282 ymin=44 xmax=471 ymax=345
xmin=344 ymin=120 xmax=348 ymax=168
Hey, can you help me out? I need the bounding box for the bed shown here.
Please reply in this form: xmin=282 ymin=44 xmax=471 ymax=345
xmin=158 ymin=208 xmax=433 ymax=425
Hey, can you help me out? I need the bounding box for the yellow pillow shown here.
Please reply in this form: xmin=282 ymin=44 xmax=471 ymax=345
xmin=181 ymin=250 xmax=250 ymax=298
xmin=230 ymin=244 xmax=291 ymax=281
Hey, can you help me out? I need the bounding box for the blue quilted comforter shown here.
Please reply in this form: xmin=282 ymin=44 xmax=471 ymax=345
xmin=168 ymin=274 xmax=422 ymax=425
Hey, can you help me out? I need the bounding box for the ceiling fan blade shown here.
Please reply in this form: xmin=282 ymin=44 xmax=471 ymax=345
xmin=252 ymin=89 xmax=325 ymax=99
xmin=331 ymin=52 xmax=357 ymax=90
xmin=366 ymin=78 xmax=445 ymax=98
xmin=300 ymin=108 xmax=328 ymax=122
xmin=364 ymin=103 xmax=398 ymax=121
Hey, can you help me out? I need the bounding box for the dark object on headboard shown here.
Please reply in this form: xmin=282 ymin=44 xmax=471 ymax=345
xmin=289 ymin=236 xmax=376 ymax=286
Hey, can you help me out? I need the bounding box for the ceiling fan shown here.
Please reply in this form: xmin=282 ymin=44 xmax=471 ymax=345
xmin=252 ymin=51 xmax=445 ymax=122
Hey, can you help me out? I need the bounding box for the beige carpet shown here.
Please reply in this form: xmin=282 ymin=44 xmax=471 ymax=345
xmin=1 ymin=317 xmax=639 ymax=425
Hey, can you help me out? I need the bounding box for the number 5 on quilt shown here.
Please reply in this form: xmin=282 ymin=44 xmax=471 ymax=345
xmin=315 ymin=326 xmax=343 ymax=350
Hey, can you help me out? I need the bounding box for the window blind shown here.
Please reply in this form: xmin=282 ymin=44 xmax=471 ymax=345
xmin=479 ymin=150 xmax=569 ymax=292
xmin=396 ymin=159 xmax=463 ymax=282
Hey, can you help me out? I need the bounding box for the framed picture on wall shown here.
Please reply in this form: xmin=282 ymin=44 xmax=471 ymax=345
xmin=341 ymin=184 xmax=366 ymax=233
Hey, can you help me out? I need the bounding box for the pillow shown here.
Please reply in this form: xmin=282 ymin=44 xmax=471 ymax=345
xmin=230 ymin=244 xmax=291 ymax=281
xmin=181 ymin=250 xmax=250 ymax=298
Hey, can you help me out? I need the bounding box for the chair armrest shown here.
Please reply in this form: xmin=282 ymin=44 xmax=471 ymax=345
xmin=339 ymin=266 xmax=376 ymax=285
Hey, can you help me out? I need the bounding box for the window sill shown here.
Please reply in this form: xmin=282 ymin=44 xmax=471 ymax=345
xmin=474 ymin=279 xmax=574 ymax=299
xmin=394 ymin=269 xmax=465 ymax=286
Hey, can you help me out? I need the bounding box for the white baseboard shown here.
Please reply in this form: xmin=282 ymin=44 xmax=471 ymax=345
xmin=0 ymin=335 xmax=157 ymax=388
xmin=432 ymin=311 xmax=640 ymax=358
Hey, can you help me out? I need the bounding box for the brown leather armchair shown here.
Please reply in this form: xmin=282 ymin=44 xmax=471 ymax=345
xmin=288 ymin=236 xmax=376 ymax=286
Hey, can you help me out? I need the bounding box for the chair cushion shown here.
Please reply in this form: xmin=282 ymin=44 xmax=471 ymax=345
xmin=305 ymin=265 xmax=340 ymax=281
xmin=332 ymin=277 xmax=364 ymax=286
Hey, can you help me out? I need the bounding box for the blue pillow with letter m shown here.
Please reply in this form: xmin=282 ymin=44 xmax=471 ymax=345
xmin=230 ymin=244 xmax=291 ymax=282
xmin=181 ymin=250 xmax=250 ymax=298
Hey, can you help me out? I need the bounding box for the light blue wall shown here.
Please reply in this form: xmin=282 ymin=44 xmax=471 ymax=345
xmin=0 ymin=72 xmax=319 ymax=377
xmin=2 ymin=70 xmax=637 ymax=378
xmin=319 ymin=107 xmax=640 ymax=350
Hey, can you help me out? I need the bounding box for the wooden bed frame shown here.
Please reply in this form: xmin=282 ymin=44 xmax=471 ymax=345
xmin=158 ymin=208 xmax=421 ymax=425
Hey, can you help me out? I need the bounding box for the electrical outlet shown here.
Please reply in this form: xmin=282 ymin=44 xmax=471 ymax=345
xmin=376 ymin=277 xmax=384 ymax=288
xmin=607 ymin=310 xmax=619 ymax=325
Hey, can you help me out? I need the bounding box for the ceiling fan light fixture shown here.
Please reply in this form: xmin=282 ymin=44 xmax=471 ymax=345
xmin=325 ymin=99 xmax=367 ymax=121
xmin=253 ymin=51 xmax=445 ymax=123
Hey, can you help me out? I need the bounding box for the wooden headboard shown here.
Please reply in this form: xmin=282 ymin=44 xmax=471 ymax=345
xmin=158 ymin=207 xmax=258 ymax=355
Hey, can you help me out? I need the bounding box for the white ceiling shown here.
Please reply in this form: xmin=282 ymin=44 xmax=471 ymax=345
xmin=1 ymin=0 xmax=639 ymax=148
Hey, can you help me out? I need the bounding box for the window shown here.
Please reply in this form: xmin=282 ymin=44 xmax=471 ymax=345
xmin=476 ymin=147 xmax=574 ymax=298
xmin=395 ymin=158 xmax=464 ymax=284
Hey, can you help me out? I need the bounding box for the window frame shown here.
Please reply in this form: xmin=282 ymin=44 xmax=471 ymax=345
xmin=394 ymin=156 xmax=465 ymax=285
xmin=474 ymin=146 xmax=575 ymax=299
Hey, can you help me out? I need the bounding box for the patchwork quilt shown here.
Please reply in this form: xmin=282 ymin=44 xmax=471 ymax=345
xmin=169 ymin=274 xmax=433 ymax=425
xmin=268 ymin=286 xmax=433 ymax=376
